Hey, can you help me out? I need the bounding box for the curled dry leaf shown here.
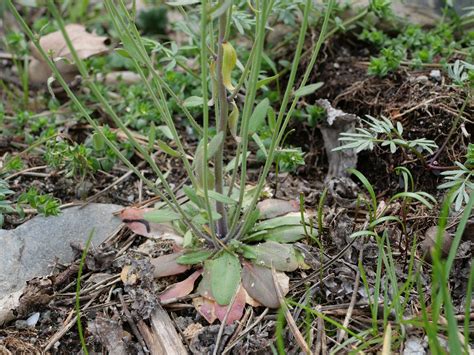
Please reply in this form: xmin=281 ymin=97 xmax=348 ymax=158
xmin=421 ymin=226 xmax=453 ymax=262
xmin=257 ymin=199 xmax=300 ymax=220
xmin=193 ymin=296 xmax=217 ymax=324
xmin=150 ymin=253 xmax=190 ymax=278
xmin=29 ymin=24 xmax=110 ymax=85
xmin=159 ymin=270 xmax=202 ymax=302
xmin=193 ymin=286 xmax=247 ymax=325
xmin=120 ymin=207 xmax=183 ymax=244
xmin=241 ymin=261 xmax=289 ymax=308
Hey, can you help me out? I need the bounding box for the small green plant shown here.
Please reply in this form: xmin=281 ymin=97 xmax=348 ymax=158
xmin=438 ymin=143 xmax=474 ymax=211
xmin=361 ymin=17 xmax=472 ymax=77
xmin=333 ymin=115 xmax=437 ymax=160
xmin=18 ymin=188 xmax=61 ymax=216
xmin=8 ymin=0 xmax=335 ymax=334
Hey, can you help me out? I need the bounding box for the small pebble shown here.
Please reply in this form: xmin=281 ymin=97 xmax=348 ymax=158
xmin=429 ymin=69 xmax=441 ymax=81
xmin=26 ymin=312 xmax=40 ymax=327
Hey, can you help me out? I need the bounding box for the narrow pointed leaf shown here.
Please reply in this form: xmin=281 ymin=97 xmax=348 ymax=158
xmin=177 ymin=249 xmax=213 ymax=265
xmin=248 ymin=98 xmax=269 ymax=134
xmin=294 ymin=82 xmax=324 ymax=97
xmin=143 ymin=209 xmax=181 ymax=223
xmin=157 ymin=140 xmax=180 ymax=157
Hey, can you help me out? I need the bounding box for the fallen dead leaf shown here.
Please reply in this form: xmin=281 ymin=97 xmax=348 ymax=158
xmin=120 ymin=207 xmax=184 ymax=244
xmin=193 ymin=296 xmax=217 ymax=324
xmin=257 ymin=199 xmax=300 ymax=220
xmin=29 ymin=24 xmax=109 ymax=85
xmin=241 ymin=261 xmax=289 ymax=308
xmin=151 ymin=252 xmax=190 ymax=278
xmin=159 ymin=270 xmax=202 ymax=302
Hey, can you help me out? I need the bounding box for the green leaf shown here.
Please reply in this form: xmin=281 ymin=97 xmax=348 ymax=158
xmin=143 ymin=209 xmax=181 ymax=223
xmin=253 ymin=214 xmax=305 ymax=231
xmin=205 ymin=190 xmax=237 ymax=205
xmin=183 ymin=185 xmax=203 ymax=208
xmin=183 ymin=96 xmax=204 ymax=108
xmin=207 ymin=131 xmax=224 ymax=159
xmin=210 ymin=252 xmax=241 ymax=305
xmin=251 ymin=241 xmax=299 ymax=271
xmin=267 ymin=107 xmax=276 ymax=131
xmin=157 ymin=140 xmax=180 ymax=157
xmin=252 ymin=133 xmax=267 ymax=158
xmin=262 ymin=225 xmax=308 ymax=243
xmin=248 ymin=98 xmax=269 ymax=134
xmin=177 ymin=249 xmax=213 ymax=265
xmin=92 ymin=133 xmax=105 ymax=150
xmin=222 ymin=42 xmax=237 ymax=90
xmin=294 ymin=82 xmax=324 ymax=97
xmin=256 ymin=73 xmax=280 ymax=89
xmin=114 ymin=48 xmax=131 ymax=58
xmin=228 ymin=101 xmax=240 ymax=141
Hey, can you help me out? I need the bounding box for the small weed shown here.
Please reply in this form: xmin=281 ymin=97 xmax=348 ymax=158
xmin=18 ymin=188 xmax=61 ymax=216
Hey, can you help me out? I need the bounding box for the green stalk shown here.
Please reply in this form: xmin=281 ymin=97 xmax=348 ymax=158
xmin=236 ymin=0 xmax=335 ymax=239
xmin=199 ymin=0 xmax=218 ymax=241
xmin=48 ymin=2 xmax=185 ymax=208
xmin=214 ymin=1 xmax=229 ymax=237
xmin=227 ymin=0 xmax=271 ymax=235
xmin=8 ymin=0 xmax=211 ymax=244
xmin=107 ymin=1 xmax=199 ymax=190
xmin=113 ymin=1 xmax=203 ymax=137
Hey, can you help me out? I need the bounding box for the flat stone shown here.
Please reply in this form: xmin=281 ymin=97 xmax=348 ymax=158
xmin=0 ymin=203 xmax=122 ymax=298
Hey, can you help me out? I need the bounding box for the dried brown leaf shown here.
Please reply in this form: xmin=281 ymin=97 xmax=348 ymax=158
xmin=120 ymin=207 xmax=183 ymax=244
xmin=151 ymin=253 xmax=190 ymax=278
xmin=159 ymin=270 xmax=202 ymax=302
xmin=257 ymin=199 xmax=300 ymax=220
xmin=29 ymin=24 xmax=109 ymax=84
xmin=241 ymin=261 xmax=289 ymax=308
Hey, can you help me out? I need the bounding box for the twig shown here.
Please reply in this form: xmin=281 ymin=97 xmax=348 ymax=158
xmin=213 ymin=289 xmax=239 ymax=355
xmin=222 ymin=308 xmax=269 ymax=354
xmin=336 ymin=268 xmax=361 ymax=343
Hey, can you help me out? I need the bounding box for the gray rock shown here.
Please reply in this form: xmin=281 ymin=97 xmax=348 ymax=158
xmin=430 ymin=69 xmax=442 ymax=81
xmin=0 ymin=203 xmax=122 ymax=298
